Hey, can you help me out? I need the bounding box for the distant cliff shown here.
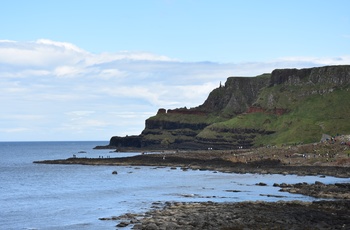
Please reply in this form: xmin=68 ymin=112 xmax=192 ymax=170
xmin=270 ymin=65 xmax=350 ymax=86
xmin=197 ymin=74 xmax=270 ymax=117
xmin=107 ymin=65 xmax=350 ymax=150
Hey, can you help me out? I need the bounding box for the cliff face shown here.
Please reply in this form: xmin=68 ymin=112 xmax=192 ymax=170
xmin=256 ymin=65 xmax=350 ymax=110
xmin=270 ymin=65 xmax=350 ymax=86
xmin=108 ymin=65 xmax=350 ymax=150
xmin=145 ymin=119 xmax=208 ymax=130
xmin=198 ymin=74 xmax=270 ymax=117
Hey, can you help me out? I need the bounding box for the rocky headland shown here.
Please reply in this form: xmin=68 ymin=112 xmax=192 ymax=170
xmin=98 ymin=65 xmax=350 ymax=151
xmin=35 ymin=65 xmax=350 ymax=229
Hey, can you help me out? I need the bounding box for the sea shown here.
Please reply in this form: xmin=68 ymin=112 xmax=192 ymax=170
xmin=1 ymin=141 xmax=349 ymax=230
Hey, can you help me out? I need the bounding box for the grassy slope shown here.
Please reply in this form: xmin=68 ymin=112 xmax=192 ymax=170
xmin=147 ymin=113 xmax=224 ymax=124
xmin=143 ymin=68 xmax=350 ymax=148
xmin=198 ymin=88 xmax=350 ymax=146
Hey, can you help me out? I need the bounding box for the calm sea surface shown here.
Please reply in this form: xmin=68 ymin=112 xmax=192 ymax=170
xmin=1 ymin=141 xmax=349 ymax=230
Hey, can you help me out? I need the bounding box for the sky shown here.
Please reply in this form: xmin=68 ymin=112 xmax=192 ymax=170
xmin=0 ymin=0 xmax=349 ymax=141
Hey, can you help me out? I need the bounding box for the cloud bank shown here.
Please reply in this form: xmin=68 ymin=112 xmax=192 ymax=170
xmin=0 ymin=39 xmax=349 ymax=141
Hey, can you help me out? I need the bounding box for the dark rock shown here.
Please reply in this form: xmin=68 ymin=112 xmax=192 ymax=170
xmin=315 ymin=181 xmax=324 ymax=185
xmin=109 ymin=135 xmax=142 ymax=148
xmin=116 ymin=221 xmax=129 ymax=227
xmin=127 ymin=200 xmax=350 ymax=229
xmin=279 ymin=183 xmax=289 ymax=188
xmin=144 ymin=223 xmax=158 ymax=230
xmin=225 ymin=190 xmax=242 ymax=192
xmin=260 ymin=194 xmax=286 ymax=198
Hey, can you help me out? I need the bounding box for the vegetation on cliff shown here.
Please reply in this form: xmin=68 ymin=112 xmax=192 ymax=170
xmin=203 ymin=88 xmax=350 ymax=146
xmin=109 ymin=65 xmax=350 ymax=149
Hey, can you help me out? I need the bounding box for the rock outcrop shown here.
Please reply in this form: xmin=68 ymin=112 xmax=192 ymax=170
xmin=270 ymin=65 xmax=350 ymax=86
xmin=104 ymin=65 xmax=350 ymax=150
xmin=109 ymin=136 xmax=142 ymax=148
xmin=198 ymin=74 xmax=270 ymax=117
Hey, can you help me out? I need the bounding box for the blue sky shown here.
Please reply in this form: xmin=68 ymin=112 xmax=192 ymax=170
xmin=0 ymin=0 xmax=349 ymax=141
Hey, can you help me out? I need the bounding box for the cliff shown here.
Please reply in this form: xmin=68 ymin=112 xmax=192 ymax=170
xmin=108 ymin=65 xmax=350 ymax=150
xmin=197 ymin=74 xmax=271 ymax=117
xmin=270 ymin=65 xmax=350 ymax=86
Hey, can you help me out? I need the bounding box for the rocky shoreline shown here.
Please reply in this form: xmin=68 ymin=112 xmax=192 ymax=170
xmin=34 ymin=143 xmax=350 ymax=229
xmin=276 ymin=181 xmax=350 ymax=200
xmin=34 ymin=149 xmax=350 ymax=178
xmin=99 ymin=181 xmax=350 ymax=229
xmin=97 ymin=179 xmax=350 ymax=229
xmin=102 ymin=199 xmax=350 ymax=229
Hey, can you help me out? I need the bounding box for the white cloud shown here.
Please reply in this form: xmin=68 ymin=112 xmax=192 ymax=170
xmin=0 ymin=40 xmax=84 ymax=67
xmin=0 ymin=128 xmax=29 ymax=133
xmin=10 ymin=114 xmax=45 ymax=120
xmin=3 ymin=86 xmax=29 ymax=93
xmin=66 ymin=111 xmax=95 ymax=117
xmin=54 ymin=65 xmax=87 ymax=77
xmin=109 ymin=111 xmax=155 ymax=119
xmin=63 ymin=119 xmax=108 ymax=129
xmin=0 ymin=39 xmax=349 ymax=141
xmin=36 ymin=39 xmax=87 ymax=54
xmin=98 ymin=68 xmax=127 ymax=79
xmin=275 ymin=56 xmax=350 ymax=66
xmin=82 ymin=51 xmax=176 ymax=67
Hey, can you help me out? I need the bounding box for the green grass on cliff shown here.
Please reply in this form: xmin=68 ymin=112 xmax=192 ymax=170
xmin=198 ymin=88 xmax=350 ymax=146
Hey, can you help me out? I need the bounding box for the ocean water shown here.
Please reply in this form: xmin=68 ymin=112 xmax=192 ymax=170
xmin=1 ymin=141 xmax=349 ymax=230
